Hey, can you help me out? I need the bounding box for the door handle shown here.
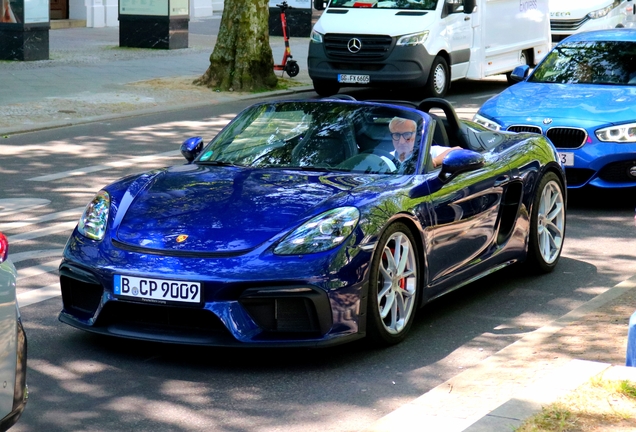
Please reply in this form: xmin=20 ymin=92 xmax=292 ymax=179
xmin=464 ymin=16 xmax=470 ymax=21
xmin=494 ymin=175 xmax=510 ymax=187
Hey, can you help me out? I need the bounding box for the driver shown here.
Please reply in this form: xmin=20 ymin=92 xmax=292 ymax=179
xmin=389 ymin=117 xmax=460 ymax=168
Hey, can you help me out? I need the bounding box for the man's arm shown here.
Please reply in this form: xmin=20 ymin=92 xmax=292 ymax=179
xmin=432 ymin=146 xmax=462 ymax=168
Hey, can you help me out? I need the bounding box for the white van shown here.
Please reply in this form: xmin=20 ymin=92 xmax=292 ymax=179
xmin=550 ymin=0 xmax=631 ymax=43
xmin=308 ymin=0 xmax=551 ymax=97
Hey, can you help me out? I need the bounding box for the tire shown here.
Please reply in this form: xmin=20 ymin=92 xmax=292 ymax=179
xmin=424 ymin=56 xmax=450 ymax=98
xmin=526 ymin=172 xmax=566 ymax=273
xmin=313 ymin=80 xmax=340 ymax=97
xmin=285 ymin=61 xmax=300 ymax=78
xmin=366 ymin=222 xmax=420 ymax=346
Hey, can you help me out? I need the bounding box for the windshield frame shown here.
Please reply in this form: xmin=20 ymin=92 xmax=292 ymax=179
xmin=194 ymin=100 xmax=431 ymax=176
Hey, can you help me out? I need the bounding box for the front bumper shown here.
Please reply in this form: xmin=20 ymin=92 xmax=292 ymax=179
xmin=308 ymin=38 xmax=434 ymax=88
xmin=551 ymin=141 xmax=636 ymax=188
xmin=58 ymin=232 xmax=372 ymax=347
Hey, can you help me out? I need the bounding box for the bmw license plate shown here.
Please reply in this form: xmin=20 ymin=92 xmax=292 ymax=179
xmin=114 ymin=275 xmax=201 ymax=304
xmin=338 ymin=74 xmax=370 ymax=84
xmin=558 ymin=152 xmax=574 ymax=167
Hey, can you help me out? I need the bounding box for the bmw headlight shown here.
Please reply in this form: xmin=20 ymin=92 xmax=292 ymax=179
xmin=596 ymin=122 xmax=636 ymax=142
xmin=588 ymin=1 xmax=618 ymax=19
xmin=78 ymin=190 xmax=110 ymax=241
xmin=274 ymin=207 xmax=360 ymax=255
xmin=396 ymin=31 xmax=429 ymax=46
xmin=473 ymin=113 xmax=502 ymax=131
xmin=310 ymin=30 xmax=324 ymax=43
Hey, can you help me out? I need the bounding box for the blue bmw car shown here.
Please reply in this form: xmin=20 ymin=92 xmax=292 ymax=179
xmin=475 ymin=29 xmax=636 ymax=189
xmin=59 ymin=98 xmax=566 ymax=347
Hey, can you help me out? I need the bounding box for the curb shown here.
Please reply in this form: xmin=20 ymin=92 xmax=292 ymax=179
xmin=0 ymin=85 xmax=315 ymax=137
xmin=362 ymin=274 xmax=636 ymax=432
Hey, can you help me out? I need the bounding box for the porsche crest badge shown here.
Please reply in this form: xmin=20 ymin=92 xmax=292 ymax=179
xmin=176 ymin=235 xmax=188 ymax=243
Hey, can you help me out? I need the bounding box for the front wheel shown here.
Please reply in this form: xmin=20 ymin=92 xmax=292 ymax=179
xmin=526 ymin=172 xmax=566 ymax=273
xmin=366 ymin=223 xmax=420 ymax=346
xmin=424 ymin=56 xmax=450 ymax=98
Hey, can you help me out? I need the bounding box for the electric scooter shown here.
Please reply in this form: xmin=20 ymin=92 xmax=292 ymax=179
xmin=273 ymin=1 xmax=300 ymax=78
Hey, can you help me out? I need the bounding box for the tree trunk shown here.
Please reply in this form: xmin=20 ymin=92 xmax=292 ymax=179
xmin=194 ymin=0 xmax=278 ymax=92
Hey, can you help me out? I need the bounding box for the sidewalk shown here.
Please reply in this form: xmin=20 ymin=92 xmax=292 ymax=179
xmin=0 ymin=19 xmax=314 ymax=135
xmin=2 ymin=21 xmax=636 ymax=432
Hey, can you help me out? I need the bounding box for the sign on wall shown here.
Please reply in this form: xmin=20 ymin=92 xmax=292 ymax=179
xmin=24 ymin=0 xmax=48 ymax=23
xmin=120 ymin=0 xmax=169 ymax=15
xmin=1 ymin=0 xmax=48 ymax=23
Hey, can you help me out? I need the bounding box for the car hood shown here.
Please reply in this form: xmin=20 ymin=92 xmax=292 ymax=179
xmin=114 ymin=164 xmax=375 ymax=254
xmin=314 ymin=8 xmax=434 ymax=37
xmin=548 ymin=0 xmax=607 ymax=18
xmin=480 ymin=82 xmax=636 ymax=126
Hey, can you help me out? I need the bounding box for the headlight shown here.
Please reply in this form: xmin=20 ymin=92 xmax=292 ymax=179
xmin=274 ymin=207 xmax=360 ymax=255
xmin=310 ymin=30 xmax=324 ymax=43
xmin=588 ymin=1 xmax=618 ymax=19
xmin=396 ymin=31 xmax=429 ymax=46
xmin=596 ymin=122 xmax=636 ymax=142
xmin=473 ymin=113 xmax=502 ymax=131
xmin=78 ymin=190 xmax=110 ymax=241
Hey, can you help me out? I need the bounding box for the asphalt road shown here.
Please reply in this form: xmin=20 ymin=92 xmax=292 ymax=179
xmin=3 ymin=87 xmax=636 ymax=432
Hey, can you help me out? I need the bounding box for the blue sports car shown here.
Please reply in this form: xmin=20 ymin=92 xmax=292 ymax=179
xmin=475 ymin=29 xmax=636 ymax=189
xmin=59 ymin=98 xmax=566 ymax=347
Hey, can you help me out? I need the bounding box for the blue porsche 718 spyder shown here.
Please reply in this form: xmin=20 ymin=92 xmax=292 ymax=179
xmin=59 ymin=98 xmax=566 ymax=347
xmin=475 ymin=29 xmax=636 ymax=189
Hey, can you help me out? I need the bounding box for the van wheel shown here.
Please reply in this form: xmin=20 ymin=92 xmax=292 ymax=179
xmin=366 ymin=222 xmax=420 ymax=346
xmin=313 ymin=80 xmax=340 ymax=97
xmin=425 ymin=56 xmax=449 ymax=98
xmin=506 ymin=50 xmax=530 ymax=84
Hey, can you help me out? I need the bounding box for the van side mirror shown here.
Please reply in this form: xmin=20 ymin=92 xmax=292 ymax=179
xmin=181 ymin=136 xmax=204 ymax=162
xmin=510 ymin=65 xmax=530 ymax=83
xmin=464 ymin=0 xmax=475 ymax=13
xmin=314 ymin=0 xmax=326 ymax=10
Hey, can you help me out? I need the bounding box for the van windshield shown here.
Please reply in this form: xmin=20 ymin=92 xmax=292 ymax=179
xmin=529 ymin=41 xmax=636 ymax=85
xmin=328 ymin=0 xmax=438 ymax=10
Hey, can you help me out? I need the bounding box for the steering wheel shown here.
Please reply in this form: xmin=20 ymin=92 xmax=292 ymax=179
xmin=361 ymin=149 xmax=398 ymax=171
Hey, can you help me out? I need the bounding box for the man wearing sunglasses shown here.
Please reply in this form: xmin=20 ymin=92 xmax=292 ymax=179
xmin=389 ymin=117 xmax=460 ymax=168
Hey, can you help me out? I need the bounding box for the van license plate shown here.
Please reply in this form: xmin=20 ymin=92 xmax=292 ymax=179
xmin=114 ymin=275 xmax=201 ymax=304
xmin=338 ymin=74 xmax=370 ymax=84
xmin=558 ymin=152 xmax=574 ymax=167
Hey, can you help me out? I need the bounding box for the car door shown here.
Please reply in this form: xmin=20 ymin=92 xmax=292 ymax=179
xmin=418 ymin=149 xmax=512 ymax=292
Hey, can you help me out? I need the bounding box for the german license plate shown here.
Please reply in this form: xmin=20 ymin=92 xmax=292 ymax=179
xmin=558 ymin=152 xmax=574 ymax=167
xmin=114 ymin=275 xmax=201 ymax=304
xmin=338 ymin=74 xmax=370 ymax=84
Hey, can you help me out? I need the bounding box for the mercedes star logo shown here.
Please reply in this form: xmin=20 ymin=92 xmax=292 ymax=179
xmin=347 ymin=38 xmax=362 ymax=53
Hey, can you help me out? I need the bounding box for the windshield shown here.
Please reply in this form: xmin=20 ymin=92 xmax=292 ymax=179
xmin=530 ymin=41 xmax=636 ymax=85
xmin=328 ymin=0 xmax=438 ymax=11
xmin=196 ymin=101 xmax=427 ymax=175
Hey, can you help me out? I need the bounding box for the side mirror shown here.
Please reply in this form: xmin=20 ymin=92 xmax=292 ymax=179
xmin=180 ymin=136 xmax=204 ymax=162
xmin=439 ymin=149 xmax=484 ymax=182
xmin=314 ymin=0 xmax=326 ymax=10
xmin=464 ymin=0 xmax=475 ymax=13
xmin=510 ymin=65 xmax=530 ymax=83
